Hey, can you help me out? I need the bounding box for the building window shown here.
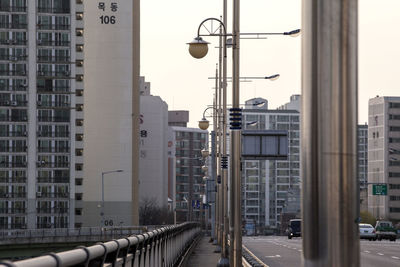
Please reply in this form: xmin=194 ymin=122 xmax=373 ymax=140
xmin=389 ymin=207 xmax=400 ymax=213
xmin=76 ymin=28 xmax=84 ymax=36
xmin=389 ymin=184 xmax=400 ymax=190
xmin=76 ymin=89 xmax=83 ymax=96
xmin=76 ymin=12 xmax=83 ymax=20
xmin=75 ymin=164 xmax=83 ymax=171
xmin=76 ymin=119 xmax=83 ymax=126
xmin=76 ymin=44 xmax=83 ymax=52
xmin=389 ymin=196 xmax=400 ymax=201
xmin=75 ymin=193 xmax=82 ymax=200
xmin=76 ymin=60 xmax=83 ymax=67
xmin=389 ymin=102 xmax=400 ymax=109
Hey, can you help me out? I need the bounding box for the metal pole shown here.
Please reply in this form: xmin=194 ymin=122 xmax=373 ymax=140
xmin=211 ymin=131 xmax=217 ymax=242
xmin=217 ymin=12 xmax=229 ymax=265
xmin=231 ymin=0 xmax=241 ymax=265
xmin=302 ymin=0 xmax=359 ymax=266
xmin=215 ymin=64 xmax=222 ymax=253
xmin=101 ymin=172 xmax=105 ymax=226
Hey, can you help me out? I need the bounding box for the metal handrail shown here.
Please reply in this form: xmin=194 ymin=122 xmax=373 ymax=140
xmin=0 ymin=222 xmax=201 ymax=267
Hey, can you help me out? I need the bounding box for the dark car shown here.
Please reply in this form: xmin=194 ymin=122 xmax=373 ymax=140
xmin=288 ymin=219 xmax=301 ymax=239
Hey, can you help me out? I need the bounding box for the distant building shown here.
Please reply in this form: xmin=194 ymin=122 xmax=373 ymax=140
xmin=242 ymin=97 xmax=300 ymax=232
xmin=139 ymin=78 xmax=169 ymax=207
xmin=358 ymin=124 xmax=368 ymax=211
xmin=168 ymin=111 xmax=208 ymax=223
xmin=368 ymin=96 xmax=400 ymax=222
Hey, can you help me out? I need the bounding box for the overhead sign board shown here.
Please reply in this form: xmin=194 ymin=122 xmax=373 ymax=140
xmin=372 ymin=184 xmax=387 ymax=195
xmin=242 ymin=130 xmax=288 ymax=160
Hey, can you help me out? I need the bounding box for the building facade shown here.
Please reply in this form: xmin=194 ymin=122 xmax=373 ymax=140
xmin=169 ymin=115 xmax=208 ymax=223
xmin=358 ymin=124 xmax=368 ymax=211
xmin=242 ymin=97 xmax=300 ymax=233
xmin=139 ymin=77 xmax=169 ymax=208
xmin=0 ymin=0 xmax=83 ymax=229
xmin=368 ymin=96 xmax=400 ymax=222
xmin=82 ymin=0 xmax=141 ymax=227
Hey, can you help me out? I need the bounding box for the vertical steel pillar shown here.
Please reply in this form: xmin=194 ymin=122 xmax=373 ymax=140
xmin=301 ymin=0 xmax=359 ymax=266
xmin=231 ymin=0 xmax=241 ymax=265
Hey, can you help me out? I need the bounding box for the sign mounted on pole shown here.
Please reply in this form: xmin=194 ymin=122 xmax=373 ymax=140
xmin=372 ymin=184 xmax=387 ymax=195
xmin=241 ymin=130 xmax=288 ymax=160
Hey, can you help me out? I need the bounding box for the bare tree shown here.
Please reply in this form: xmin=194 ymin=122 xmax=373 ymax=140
xmin=139 ymin=197 xmax=173 ymax=225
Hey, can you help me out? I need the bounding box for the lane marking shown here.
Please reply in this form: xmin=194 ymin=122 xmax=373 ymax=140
xmin=265 ymin=255 xmax=281 ymax=258
xmin=242 ymin=245 xmax=269 ymax=267
xmin=391 ymin=256 xmax=399 ymax=260
xmin=377 ymin=253 xmax=384 ymax=256
xmin=364 ymin=251 xmax=370 ymax=253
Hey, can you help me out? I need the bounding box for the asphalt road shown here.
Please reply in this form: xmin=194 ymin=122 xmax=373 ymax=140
xmin=243 ymin=236 xmax=400 ymax=267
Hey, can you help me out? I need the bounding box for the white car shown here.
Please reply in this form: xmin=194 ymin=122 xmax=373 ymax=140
xmin=359 ymin=223 xmax=376 ymax=241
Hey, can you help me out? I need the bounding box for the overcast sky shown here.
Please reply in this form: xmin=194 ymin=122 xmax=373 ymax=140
xmin=141 ymin=0 xmax=400 ymax=128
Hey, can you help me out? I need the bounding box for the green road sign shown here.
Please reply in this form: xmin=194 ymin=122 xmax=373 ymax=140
xmin=372 ymin=184 xmax=387 ymax=195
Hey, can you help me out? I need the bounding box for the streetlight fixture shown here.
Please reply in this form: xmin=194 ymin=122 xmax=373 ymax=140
xmin=187 ymin=37 xmax=210 ymax=59
xmin=101 ymin=169 xmax=123 ymax=226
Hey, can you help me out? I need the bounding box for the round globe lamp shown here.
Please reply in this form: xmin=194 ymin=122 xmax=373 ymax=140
xmin=187 ymin=37 xmax=210 ymax=59
xmin=198 ymin=118 xmax=210 ymax=130
xmin=201 ymin=149 xmax=210 ymax=158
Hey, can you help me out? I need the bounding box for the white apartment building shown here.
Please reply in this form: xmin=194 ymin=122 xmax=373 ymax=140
xmin=82 ymin=0 xmax=140 ymax=227
xmin=0 ymin=0 xmax=84 ymax=229
xmin=368 ymin=96 xmax=400 ymax=221
xmin=139 ymin=77 xmax=169 ymax=207
xmin=242 ymin=97 xmax=300 ymax=232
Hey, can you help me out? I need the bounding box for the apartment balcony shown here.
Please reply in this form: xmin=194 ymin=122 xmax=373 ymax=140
xmin=37 ymin=24 xmax=70 ymax=31
xmin=0 ymin=39 xmax=27 ymax=46
xmin=0 ymin=162 xmax=27 ymax=168
xmin=37 ymin=7 xmax=70 ymax=14
xmin=37 ymin=116 xmax=70 ymax=123
xmin=0 ymin=208 xmax=26 ymax=214
xmin=0 ymin=55 xmax=27 ymax=61
xmin=37 ymin=147 xmax=70 ymax=153
xmin=0 ymin=223 xmax=27 ymax=230
xmin=37 ymin=86 xmax=71 ymax=94
xmin=0 ymin=6 xmax=27 ymax=12
xmin=0 ymin=131 xmax=27 ymax=137
xmin=37 ymin=71 xmax=71 ymax=78
xmin=36 ymin=223 xmax=68 ymax=229
xmin=0 ymin=177 xmax=26 ymax=183
xmin=0 ymin=70 xmax=27 ymax=76
xmin=37 ymin=56 xmax=70 ymax=63
xmin=0 ymin=85 xmax=27 ymax=92
xmin=37 ymin=101 xmax=71 ymax=109
xmin=36 ymin=162 xmax=70 ymax=168
xmin=0 ymin=23 xmax=28 ymax=30
xmin=36 ymin=192 xmax=69 ymax=198
xmin=37 ymin=40 xmax=70 ymax=47
xmin=0 ymin=100 xmax=28 ymax=107
xmin=37 ymin=131 xmax=69 ymax=138
xmin=37 ymin=177 xmax=69 ymax=183
xmin=0 ymin=115 xmax=28 ymax=122
xmin=0 ymin=192 xmax=26 ymax=198
xmin=0 ymin=146 xmax=27 ymax=153
xmin=36 ymin=208 xmax=69 ymax=214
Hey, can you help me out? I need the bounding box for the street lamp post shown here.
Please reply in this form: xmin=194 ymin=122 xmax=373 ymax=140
xmin=188 ymin=8 xmax=298 ymax=266
xmin=101 ymin=169 xmax=123 ymax=226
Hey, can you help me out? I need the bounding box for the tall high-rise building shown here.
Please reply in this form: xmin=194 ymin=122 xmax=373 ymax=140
xmin=139 ymin=77 xmax=169 ymax=208
xmin=82 ymin=0 xmax=140 ymax=227
xmin=0 ymin=0 xmax=83 ymax=229
xmin=368 ymin=96 xmax=400 ymax=221
xmin=242 ymin=97 xmax=300 ymax=233
xmin=358 ymin=124 xmax=368 ymax=211
xmin=168 ymin=111 xmax=208 ymax=223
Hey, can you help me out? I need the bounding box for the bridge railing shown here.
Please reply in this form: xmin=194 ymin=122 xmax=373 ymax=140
xmin=0 ymin=226 xmax=149 ymax=245
xmin=0 ymin=222 xmax=201 ymax=267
